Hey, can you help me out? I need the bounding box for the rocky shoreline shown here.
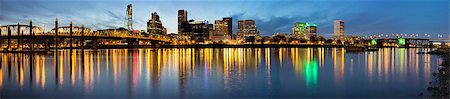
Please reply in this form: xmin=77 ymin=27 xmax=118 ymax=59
xmin=424 ymin=48 xmax=449 ymax=98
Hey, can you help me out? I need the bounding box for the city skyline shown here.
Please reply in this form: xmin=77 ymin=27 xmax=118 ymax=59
xmin=1 ymin=1 xmax=449 ymax=98
xmin=0 ymin=0 xmax=448 ymax=38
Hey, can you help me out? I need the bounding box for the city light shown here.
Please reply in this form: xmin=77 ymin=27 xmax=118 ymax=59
xmin=398 ymin=38 xmax=406 ymax=45
xmin=0 ymin=0 xmax=449 ymax=98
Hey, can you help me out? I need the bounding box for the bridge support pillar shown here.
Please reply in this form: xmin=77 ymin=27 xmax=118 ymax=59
xmin=7 ymin=26 xmax=11 ymax=51
xmin=17 ymin=23 xmax=22 ymax=51
xmin=429 ymin=41 xmax=433 ymax=48
xmin=127 ymin=39 xmax=139 ymax=48
xmin=81 ymin=24 xmax=85 ymax=49
xmin=151 ymin=41 xmax=160 ymax=48
xmin=45 ymin=39 xmax=50 ymax=52
xmin=30 ymin=20 xmax=34 ymax=52
xmin=54 ymin=18 xmax=58 ymax=51
xmin=69 ymin=21 xmax=73 ymax=50
xmin=92 ymin=39 xmax=99 ymax=49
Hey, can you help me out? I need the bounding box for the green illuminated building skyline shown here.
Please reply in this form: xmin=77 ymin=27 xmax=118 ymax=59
xmin=292 ymin=22 xmax=318 ymax=39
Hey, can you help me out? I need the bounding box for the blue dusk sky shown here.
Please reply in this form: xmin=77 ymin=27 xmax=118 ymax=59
xmin=0 ymin=0 xmax=448 ymax=38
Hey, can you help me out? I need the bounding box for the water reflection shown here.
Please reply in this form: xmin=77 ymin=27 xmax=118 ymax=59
xmin=0 ymin=48 xmax=441 ymax=98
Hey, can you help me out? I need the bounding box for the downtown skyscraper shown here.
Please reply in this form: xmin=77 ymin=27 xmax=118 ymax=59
xmin=177 ymin=9 xmax=213 ymax=41
xmin=292 ymin=22 xmax=317 ymax=40
xmin=237 ymin=20 xmax=260 ymax=41
xmin=211 ymin=17 xmax=232 ymax=41
xmin=334 ymin=20 xmax=345 ymax=38
xmin=147 ymin=12 xmax=166 ymax=35
xmin=222 ymin=17 xmax=232 ymax=39
xmin=178 ymin=10 xmax=188 ymax=34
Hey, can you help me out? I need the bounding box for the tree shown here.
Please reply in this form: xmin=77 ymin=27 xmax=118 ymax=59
xmin=260 ymin=36 xmax=271 ymax=43
xmin=317 ymin=36 xmax=326 ymax=41
xmin=271 ymin=35 xmax=286 ymax=43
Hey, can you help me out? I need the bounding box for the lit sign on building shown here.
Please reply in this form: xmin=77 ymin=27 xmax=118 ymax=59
xmin=398 ymin=38 xmax=406 ymax=45
xmin=371 ymin=39 xmax=377 ymax=45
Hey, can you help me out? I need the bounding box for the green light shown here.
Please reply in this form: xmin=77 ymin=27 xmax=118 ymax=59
xmin=371 ymin=39 xmax=376 ymax=45
xmin=304 ymin=59 xmax=318 ymax=88
xmin=295 ymin=22 xmax=307 ymax=25
xmin=295 ymin=22 xmax=308 ymax=35
xmin=398 ymin=38 xmax=405 ymax=45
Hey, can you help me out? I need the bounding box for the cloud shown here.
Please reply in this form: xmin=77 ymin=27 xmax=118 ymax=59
xmin=0 ymin=0 xmax=448 ymax=38
xmin=105 ymin=9 xmax=125 ymax=21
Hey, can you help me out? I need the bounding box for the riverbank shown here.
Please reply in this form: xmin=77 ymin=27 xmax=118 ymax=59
xmin=425 ymin=48 xmax=449 ymax=98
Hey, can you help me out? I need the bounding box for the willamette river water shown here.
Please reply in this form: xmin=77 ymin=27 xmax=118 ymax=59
xmin=0 ymin=48 xmax=443 ymax=98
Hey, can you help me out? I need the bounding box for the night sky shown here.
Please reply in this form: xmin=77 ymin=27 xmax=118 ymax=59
xmin=0 ymin=0 xmax=448 ymax=38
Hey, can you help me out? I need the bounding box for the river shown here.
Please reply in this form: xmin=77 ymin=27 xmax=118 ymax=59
xmin=0 ymin=48 xmax=442 ymax=98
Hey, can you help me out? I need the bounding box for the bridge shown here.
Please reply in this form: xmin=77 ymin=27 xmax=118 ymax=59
xmin=0 ymin=20 xmax=174 ymax=52
xmin=371 ymin=37 xmax=450 ymax=48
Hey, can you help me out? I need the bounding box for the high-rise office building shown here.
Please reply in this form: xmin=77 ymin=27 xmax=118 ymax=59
xmin=177 ymin=10 xmax=213 ymax=41
xmin=214 ymin=20 xmax=227 ymax=36
xmin=292 ymin=22 xmax=317 ymax=39
xmin=178 ymin=10 xmax=188 ymax=34
xmin=147 ymin=12 xmax=165 ymax=35
xmin=292 ymin=22 xmax=307 ymax=36
xmin=305 ymin=24 xmax=317 ymax=37
xmin=334 ymin=20 xmax=344 ymax=37
xmin=189 ymin=20 xmax=213 ymax=41
xmin=211 ymin=19 xmax=231 ymax=41
xmin=237 ymin=20 xmax=260 ymax=41
xmin=222 ymin=17 xmax=232 ymax=39
xmin=213 ymin=17 xmax=232 ymax=37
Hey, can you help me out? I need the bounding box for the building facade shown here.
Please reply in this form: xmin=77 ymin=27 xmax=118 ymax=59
xmin=334 ymin=20 xmax=344 ymax=37
xmin=177 ymin=9 xmax=215 ymax=42
xmin=306 ymin=24 xmax=317 ymax=37
xmin=292 ymin=22 xmax=307 ymax=37
xmin=237 ymin=20 xmax=260 ymax=41
xmin=211 ymin=18 xmax=232 ymax=41
xmin=292 ymin=22 xmax=317 ymax=40
xmin=222 ymin=17 xmax=232 ymax=39
xmin=178 ymin=10 xmax=188 ymax=34
xmin=147 ymin=12 xmax=165 ymax=35
xmin=187 ymin=21 xmax=213 ymax=41
xmin=214 ymin=20 xmax=227 ymax=36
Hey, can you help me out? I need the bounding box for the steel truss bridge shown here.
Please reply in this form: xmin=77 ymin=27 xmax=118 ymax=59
xmin=0 ymin=22 xmax=173 ymax=52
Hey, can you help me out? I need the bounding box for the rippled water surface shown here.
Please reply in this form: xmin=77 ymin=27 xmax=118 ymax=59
xmin=0 ymin=48 xmax=442 ymax=98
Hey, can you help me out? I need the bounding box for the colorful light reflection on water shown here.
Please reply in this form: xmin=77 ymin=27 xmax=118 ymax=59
xmin=0 ymin=48 xmax=442 ymax=98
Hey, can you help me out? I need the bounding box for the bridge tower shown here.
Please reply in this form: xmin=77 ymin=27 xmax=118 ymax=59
xmin=126 ymin=4 xmax=133 ymax=31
